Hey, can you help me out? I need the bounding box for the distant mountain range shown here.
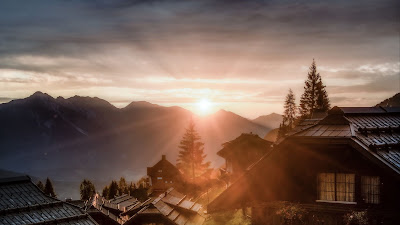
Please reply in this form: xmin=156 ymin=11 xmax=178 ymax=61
xmin=0 ymin=92 xmax=280 ymax=199
xmin=252 ymin=113 xmax=283 ymax=128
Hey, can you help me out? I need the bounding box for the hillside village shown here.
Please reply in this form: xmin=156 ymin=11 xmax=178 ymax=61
xmin=1 ymin=60 xmax=399 ymax=225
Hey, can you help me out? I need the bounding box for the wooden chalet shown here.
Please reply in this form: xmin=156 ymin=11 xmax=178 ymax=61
xmin=218 ymin=133 xmax=273 ymax=178
xmin=0 ymin=171 xmax=98 ymax=225
xmin=147 ymin=155 xmax=182 ymax=194
xmin=208 ymin=106 xmax=400 ymax=225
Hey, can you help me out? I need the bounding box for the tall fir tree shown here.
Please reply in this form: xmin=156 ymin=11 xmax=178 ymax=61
xmin=316 ymin=77 xmax=330 ymax=112
xmin=177 ymin=118 xmax=210 ymax=182
xmin=118 ymin=177 xmax=128 ymax=195
xmin=108 ymin=180 xmax=119 ymax=199
xmin=299 ymin=59 xmax=330 ymax=118
xmin=102 ymin=186 xmax=110 ymax=199
xmin=44 ymin=177 xmax=56 ymax=197
xmin=79 ymin=179 xmax=96 ymax=201
xmin=278 ymin=89 xmax=297 ymax=138
xmin=128 ymin=182 xmax=136 ymax=196
xmin=283 ymin=89 xmax=297 ymax=128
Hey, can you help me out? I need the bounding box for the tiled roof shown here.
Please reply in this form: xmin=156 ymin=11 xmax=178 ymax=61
xmin=294 ymin=124 xmax=352 ymax=137
xmin=124 ymin=188 xmax=205 ymax=225
xmin=0 ymin=179 xmax=57 ymax=211
xmin=0 ymin=172 xmax=98 ymax=225
xmin=291 ymin=106 xmax=400 ymax=174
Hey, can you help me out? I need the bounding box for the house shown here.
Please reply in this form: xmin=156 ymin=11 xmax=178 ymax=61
xmin=124 ymin=188 xmax=205 ymax=225
xmin=147 ymin=155 xmax=182 ymax=194
xmin=208 ymin=107 xmax=400 ymax=225
xmin=0 ymin=170 xmax=98 ymax=225
xmin=217 ymin=133 xmax=273 ymax=178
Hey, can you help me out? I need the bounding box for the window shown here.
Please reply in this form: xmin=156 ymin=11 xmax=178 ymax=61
xmin=158 ymin=169 xmax=162 ymax=172
xmin=170 ymin=181 xmax=173 ymax=183
xmin=318 ymin=173 xmax=355 ymax=203
xmin=157 ymin=177 xmax=162 ymax=180
xmin=361 ymin=176 xmax=380 ymax=204
xmin=165 ymin=181 xmax=168 ymax=183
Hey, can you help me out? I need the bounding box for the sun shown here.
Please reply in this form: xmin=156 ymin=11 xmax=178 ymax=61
xmin=197 ymin=98 xmax=212 ymax=115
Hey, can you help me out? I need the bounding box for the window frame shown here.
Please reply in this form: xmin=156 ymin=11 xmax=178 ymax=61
xmin=361 ymin=175 xmax=380 ymax=204
xmin=316 ymin=172 xmax=357 ymax=204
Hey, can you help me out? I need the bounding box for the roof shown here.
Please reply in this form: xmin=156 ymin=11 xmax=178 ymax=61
xmin=0 ymin=171 xmax=98 ymax=225
xmin=217 ymin=133 xmax=273 ymax=159
xmin=147 ymin=155 xmax=181 ymax=177
xmin=125 ymin=188 xmax=205 ymax=225
xmin=89 ymin=194 xmax=140 ymax=224
xmin=292 ymin=106 xmax=400 ymax=174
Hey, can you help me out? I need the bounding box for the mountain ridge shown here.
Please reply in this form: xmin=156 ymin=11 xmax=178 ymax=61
xmin=0 ymin=92 xmax=276 ymax=199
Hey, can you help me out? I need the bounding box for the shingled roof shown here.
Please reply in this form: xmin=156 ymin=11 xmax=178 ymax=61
xmin=125 ymin=188 xmax=205 ymax=225
xmin=292 ymin=106 xmax=400 ymax=174
xmin=217 ymin=133 xmax=273 ymax=159
xmin=0 ymin=171 xmax=98 ymax=225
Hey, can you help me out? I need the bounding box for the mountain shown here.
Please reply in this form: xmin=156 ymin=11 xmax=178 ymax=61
xmin=252 ymin=113 xmax=283 ymax=129
xmin=0 ymin=92 xmax=271 ymax=199
xmin=376 ymin=93 xmax=400 ymax=107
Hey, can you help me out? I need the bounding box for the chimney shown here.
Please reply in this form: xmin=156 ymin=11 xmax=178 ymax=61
xmin=162 ymin=155 xmax=166 ymax=160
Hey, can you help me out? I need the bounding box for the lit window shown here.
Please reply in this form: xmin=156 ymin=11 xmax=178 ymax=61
xmin=170 ymin=181 xmax=173 ymax=183
xmin=361 ymin=176 xmax=380 ymax=204
xmin=158 ymin=169 xmax=162 ymax=172
xmin=165 ymin=181 xmax=168 ymax=183
xmin=318 ymin=173 xmax=355 ymax=203
xmin=157 ymin=177 xmax=162 ymax=180
xmin=318 ymin=173 xmax=335 ymax=201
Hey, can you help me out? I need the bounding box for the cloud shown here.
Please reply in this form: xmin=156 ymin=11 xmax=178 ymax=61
xmin=0 ymin=0 xmax=398 ymax=116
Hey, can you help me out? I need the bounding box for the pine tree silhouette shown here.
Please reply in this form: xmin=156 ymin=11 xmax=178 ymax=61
xmin=177 ymin=118 xmax=210 ymax=182
xmin=44 ymin=177 xmax=56 ymax=197
xmin=299 ymin=59 xmax=330 ymax=118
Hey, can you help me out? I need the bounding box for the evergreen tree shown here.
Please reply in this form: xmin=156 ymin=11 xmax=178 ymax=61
xmin=278 ymin=89 xmax=297 ymax=138
xmin=80 ymin=179 xmax=96 ymax=201
xmin=177 ymin=119 xmax=211 ymax=182
xmin=102 ymin=186 xmax=110 ymax=199
xmin=36 ymin=181 xmax=45 ymax=192
xmin=44 ymin=177 xmax=56 ymax=197
xmin=283 ymin=89 xmax=297 ymax=128
xmin=108 ymin=180 xmax=119 ymax=199
xmin=316 ymin=77 xmax=330 ymax=112
xmin=299 ymin=59 xmax=330 ymax=118
xmin=128 ymin=182 xmax=136 ymax=196
xmin=134 ymin=183 xmax=148 ymax=201
xmin=118 ymin=177 xmax=128 ymax=195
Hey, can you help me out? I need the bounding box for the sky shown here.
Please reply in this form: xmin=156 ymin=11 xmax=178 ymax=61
xmin=0 ymin=0 xmax=399 ymax=118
